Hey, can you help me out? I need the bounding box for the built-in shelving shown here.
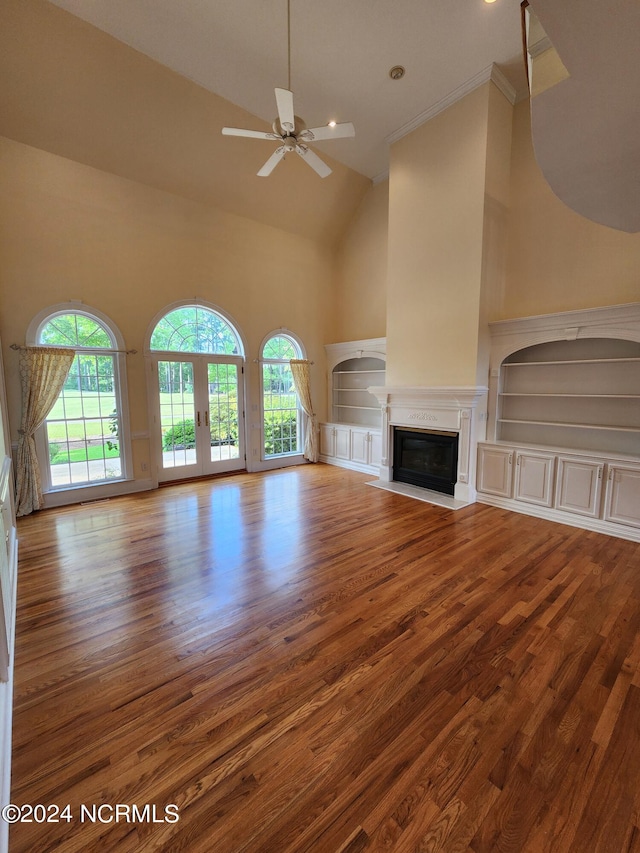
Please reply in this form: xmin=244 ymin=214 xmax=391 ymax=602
xmin=331 ymin=358 xmax=385 ymax=427
xmin=496 ymin=339 xmax=640 ymax=456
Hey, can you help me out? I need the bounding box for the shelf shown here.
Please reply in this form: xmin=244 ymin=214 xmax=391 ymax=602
xmin=504 ymin=357 xmax=640 ymax=367
xmin=500 ymin=393 xmax=639 ymax=399
xmin=499 ymin=418 xmax=640 ymax=433
xmin=333 ymin=370 xmax=386 ymax=375
xmin=334 ymin=404 xmax=380 ymax=411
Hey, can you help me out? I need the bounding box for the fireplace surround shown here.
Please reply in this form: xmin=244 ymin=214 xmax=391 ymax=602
xmin=368 ymin=386 xmax=488 ymax=504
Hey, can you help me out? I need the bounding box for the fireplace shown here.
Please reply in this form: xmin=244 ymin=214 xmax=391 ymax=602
xmin=393 ymin=428 xmax=458 ymax=495
xmin=367 ymin=385 xmax=488 ymax=505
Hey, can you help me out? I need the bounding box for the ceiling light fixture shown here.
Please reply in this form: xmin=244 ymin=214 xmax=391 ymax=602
xmin=328 ymin=121 xmax=337 ymax=127
xmin=389 ymin=65 xmax=405 ymax=80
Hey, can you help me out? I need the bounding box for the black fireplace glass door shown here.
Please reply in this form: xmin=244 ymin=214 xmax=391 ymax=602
xmin=393 ymin=429 xmax=458 ymax=495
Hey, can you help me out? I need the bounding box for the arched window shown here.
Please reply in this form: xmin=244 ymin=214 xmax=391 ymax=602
xmin=150 ymin=305 xmax=242 ymax=355
xmin=261 ymin=333 xmax=304 ymax=458
xmin=32 ymin=308 xmax=129 ymax=489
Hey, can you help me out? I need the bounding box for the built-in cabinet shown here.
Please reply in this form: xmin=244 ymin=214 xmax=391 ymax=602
xmin=478 ymin=442 xmax=640 ymax=538
xmin=481 ymin=305 xmax=640 ymax=542
xmin=320 ymin=338 xmax=386 ymax=475
xmin=320 ymin=423 xmax=382 ymax=474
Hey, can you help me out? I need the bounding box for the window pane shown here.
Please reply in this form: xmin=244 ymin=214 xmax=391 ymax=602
xmin=150 ymin=307 xmax=240 ymax=354
xmin=262 ymin=359 xmax=299 ymax=458
xmin=40 ymin=314 xmax=112 ymax=348
xmin=263 ymin=335 xmax=297 ymax=360
xmin=45 ymin=353 xmax=122 ymax=487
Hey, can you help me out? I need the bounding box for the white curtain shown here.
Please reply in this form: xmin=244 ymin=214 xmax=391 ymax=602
xmin=290 ymin=359 xmax=318 ymax=463
xmin=15 ymin=346 xmax=75 ymax=517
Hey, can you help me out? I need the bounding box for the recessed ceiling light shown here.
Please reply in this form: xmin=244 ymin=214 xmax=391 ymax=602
xmin=328 ymin=120 xmax=337 ymax=127
xmin=484 ymin=0 xmax=497 ymax=4
xmin=389 ymin=66 xmax=405 ymax=80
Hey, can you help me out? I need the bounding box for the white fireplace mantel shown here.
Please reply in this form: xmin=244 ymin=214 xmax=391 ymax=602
xmin=368 ymin=385 xmax=489 ymax=504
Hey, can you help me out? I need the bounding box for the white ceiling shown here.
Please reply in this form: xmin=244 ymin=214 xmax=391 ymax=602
xmin=46 ymin=0 xmax=526 ymax=181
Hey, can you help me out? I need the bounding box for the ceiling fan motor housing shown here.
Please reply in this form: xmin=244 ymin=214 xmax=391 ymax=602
xmin=273 ymin=115 xmax=306 ymax=137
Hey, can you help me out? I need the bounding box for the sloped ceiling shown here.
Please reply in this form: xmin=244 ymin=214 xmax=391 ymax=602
xmin=0 ymin=0 xmax=371 ymax=245
xmin=43 ymin=0 xmax=525 ymax=182
xmin=528 ymin=0 xmax=640 ymax=233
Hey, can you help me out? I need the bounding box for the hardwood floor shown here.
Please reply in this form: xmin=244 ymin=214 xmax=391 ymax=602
xmin=10 ymin=464 xmax=640 ymax=852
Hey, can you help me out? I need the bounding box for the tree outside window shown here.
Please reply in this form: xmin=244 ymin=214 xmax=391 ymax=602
xmin=262 ymin=334 xmax=303 ymax=458
xmin=38 ymin=312 xmax=125 ymax=487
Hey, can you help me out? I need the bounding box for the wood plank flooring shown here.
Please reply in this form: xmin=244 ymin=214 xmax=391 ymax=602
xmin=9 ymin=464 xmax=640 ymax=852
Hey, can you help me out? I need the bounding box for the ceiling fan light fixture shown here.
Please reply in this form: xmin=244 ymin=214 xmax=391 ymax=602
xmin=389 ymin=65 xmax=405 ymax=80
xmin=220 ymin=0 xmax=355 ymax=178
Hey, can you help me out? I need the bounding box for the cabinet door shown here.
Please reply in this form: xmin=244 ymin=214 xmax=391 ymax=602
xmin=369 ymin=431 xmax=382 ymax=467
xmin=555 ymin=458 xmax=603 ymax=518
xmin=514 ymin=451 xmax=555 ymax=507
xmin=349 ymin=428 xmax=369 ymax=465
xmin=319 ymin=424 xmax=336 ymax=458
xmin=477 ymin=446 xmax=513 ymax=498
xmin=604 ymin=465 xmax=640 ymax=529
xmin=334 ymin=426 xmax=351 ymax=460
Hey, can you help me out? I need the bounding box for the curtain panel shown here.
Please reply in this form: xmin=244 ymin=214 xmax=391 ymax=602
xmin=290 ymin=359 xmax=318 ymax=463
xmin=15 ymin=346 xmax=75 ymax=517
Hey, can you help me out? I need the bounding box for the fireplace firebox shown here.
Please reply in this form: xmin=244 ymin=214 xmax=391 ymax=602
xmin=393 ymin=428 xmax=459 ymax=496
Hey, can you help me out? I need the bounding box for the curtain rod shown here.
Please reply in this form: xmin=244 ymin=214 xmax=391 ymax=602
xmin=253 ymin=358 xmax=314 ymax=364
xmin=10 ymin=343 xmax=138 ymax=355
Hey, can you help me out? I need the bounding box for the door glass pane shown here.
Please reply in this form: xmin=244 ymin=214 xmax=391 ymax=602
xmin=208 ymin=364 xmax=240 ymax=462
xmin=158 ymin=361 xmax=196 ymax=469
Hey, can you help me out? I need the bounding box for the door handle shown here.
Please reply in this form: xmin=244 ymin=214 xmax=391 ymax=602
xmin=197 ymin=411 xmax=201 ymax=427
xmin=205 ymin=410 xmax=209 ymax=427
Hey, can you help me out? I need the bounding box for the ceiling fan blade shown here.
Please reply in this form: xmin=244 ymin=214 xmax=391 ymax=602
xmin=299 ymin=122 xmax=355 ymax=142
xmin=222 ymin=127 xmax=280 ymax=140
xmin=257 ymin=147 xmax=286 ymax=177
xmin=274 ymin=88 xmax=295 ymax=133
xmin=296 ymin=145 xmax=332 ymax=178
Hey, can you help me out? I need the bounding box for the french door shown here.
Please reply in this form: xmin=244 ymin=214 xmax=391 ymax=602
xmin=152 ymin=355 xmax=245 ymax=482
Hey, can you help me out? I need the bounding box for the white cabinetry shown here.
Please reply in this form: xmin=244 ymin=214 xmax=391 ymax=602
xmin=482 ymin=305 xmax=640 ymax=541
xmin=555 ymin=457 xmax=604 ymax=519
xmin=350 ymin=428 xmax=382 ymax=468
xmin=514 ymin=450 xmax=555 ymax=508
xmin=477 ymin=446 xmax=513 ymax=498
xmin=477 ymin=442 xmax=640 ymax=541
xmin=497 ymin=339 xmax=640 ymax=457
xmin=319 ymin=423 xmax=350 ymax=461
xmin=320 ymin=424 xmax=381 ymax=474
xmin=604 ymin=465 xmax=640 ymax=528
xmin=322 ymin=339 xmax=386 ymax=475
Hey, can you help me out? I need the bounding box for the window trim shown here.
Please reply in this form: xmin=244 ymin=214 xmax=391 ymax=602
xmin=26 ymin=303 xmax=133 ymax=496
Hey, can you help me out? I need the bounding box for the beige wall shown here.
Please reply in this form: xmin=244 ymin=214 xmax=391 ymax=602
xmin=331 ymin=180 xmax=389 ymax=343
xmin=385 ymin=84 xmax=493 ymax=387
xmin=503 ymin=100 xmax=640 ymax=319
xmin=0 ymin=0 xmax=369 ymax=247
xmin=0 ymin=137 xmax=335 ymax=481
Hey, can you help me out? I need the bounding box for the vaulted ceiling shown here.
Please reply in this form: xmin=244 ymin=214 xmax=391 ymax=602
xmin=43 ymin=0 xmax=526 ymax=182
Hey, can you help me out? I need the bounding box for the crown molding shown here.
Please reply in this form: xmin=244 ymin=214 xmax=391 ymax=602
xmin=385 ymin=63 xmax=517 ymax=149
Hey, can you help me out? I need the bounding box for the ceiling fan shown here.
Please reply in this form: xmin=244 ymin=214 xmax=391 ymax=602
xmin=221 ymin=1 xmax=355 ymax=178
